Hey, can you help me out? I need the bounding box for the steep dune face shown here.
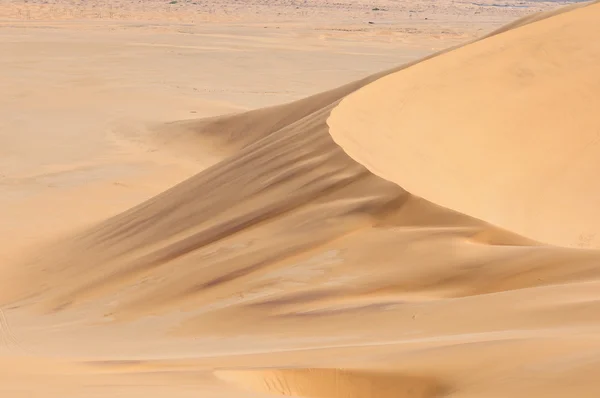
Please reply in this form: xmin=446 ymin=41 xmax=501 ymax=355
xmin=328 ymin=0 xmax=600 ymax=249
xmin=3 ymin=4 xmax=600 ymax=398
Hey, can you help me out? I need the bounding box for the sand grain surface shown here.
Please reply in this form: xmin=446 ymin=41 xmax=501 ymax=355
xmin=1 ymin=1 xmax=599 ymax=397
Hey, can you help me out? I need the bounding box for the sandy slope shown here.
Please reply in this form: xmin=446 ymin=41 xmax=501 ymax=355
xmin=328 ymin=0 xmax=600 ymax=248
xmin=2 ymin=2 xmax=600 ymax=398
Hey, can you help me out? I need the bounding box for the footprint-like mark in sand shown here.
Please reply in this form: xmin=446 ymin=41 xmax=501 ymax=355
xmin=215 ymin=368 xmax=446 ymax=398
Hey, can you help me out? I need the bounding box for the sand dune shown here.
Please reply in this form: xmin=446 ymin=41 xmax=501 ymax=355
xmin=328 ymin=0 xmax=600 ymax=248
xmin=2 ymin=2 xmax=600 ymax=398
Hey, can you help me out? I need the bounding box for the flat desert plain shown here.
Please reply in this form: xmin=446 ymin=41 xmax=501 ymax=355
xmin=1 ymin=0 xmax=600 ymax=397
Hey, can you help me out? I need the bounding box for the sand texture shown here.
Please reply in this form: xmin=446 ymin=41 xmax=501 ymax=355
xmin=1 ymin=1 xmax=600 ymax=397
xmin=328 ymin=0 xmax=600 ymax=248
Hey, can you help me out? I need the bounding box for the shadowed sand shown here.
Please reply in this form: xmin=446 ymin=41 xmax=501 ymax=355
xmin=1 ymin=2 xmax=600 ymax=398
xmin=215 ymin=368 xmax=446 ymax=398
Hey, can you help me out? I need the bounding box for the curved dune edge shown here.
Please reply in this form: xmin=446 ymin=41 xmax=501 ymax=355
xmin=147 ymin=1 xmax=588 ymax=162
xmin=214 ymin=368 xmax=447 ymax=398
xmin=328 ymin=0 xmax=600 ymax=249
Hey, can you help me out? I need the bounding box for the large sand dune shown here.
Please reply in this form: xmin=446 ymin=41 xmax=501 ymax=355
xmin=328 ymin=0 xmax=600 ymax=248
xmin=1 ymin=2 xmax=600 ymax=398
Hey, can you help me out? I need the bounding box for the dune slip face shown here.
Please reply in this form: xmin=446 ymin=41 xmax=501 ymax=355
xmin=2 ymin=2 xmax=600 ymax=398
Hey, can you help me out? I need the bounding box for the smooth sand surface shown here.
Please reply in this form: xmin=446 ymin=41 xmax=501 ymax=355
xmin=1 ymin=1 xmax=600 ymax=397
xmin=328 ymin=1 xmax=600 ymax=249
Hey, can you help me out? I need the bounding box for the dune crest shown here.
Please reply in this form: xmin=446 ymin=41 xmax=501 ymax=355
xmin=328 ymin=0 xmax=600 ymax=248
xmin=148 ymin=1 xmax=586 ymax=165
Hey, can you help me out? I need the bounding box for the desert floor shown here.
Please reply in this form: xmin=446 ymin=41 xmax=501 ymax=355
xmin=1 ymin=0 xmax=599 ymax=397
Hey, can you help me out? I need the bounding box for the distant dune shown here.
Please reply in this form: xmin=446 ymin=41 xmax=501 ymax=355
xmin=2 ymin=2 xmax=600 ymax=398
